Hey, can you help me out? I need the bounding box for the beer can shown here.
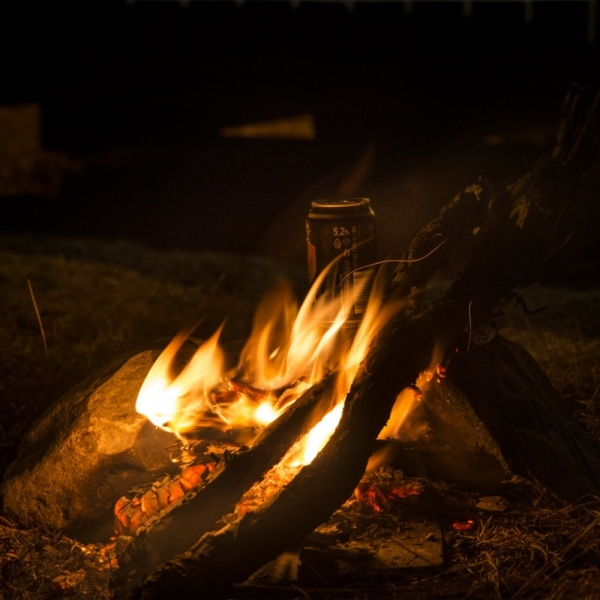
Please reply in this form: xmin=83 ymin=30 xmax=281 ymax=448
xmin=306 ymin=198 xmax=377 ymax=322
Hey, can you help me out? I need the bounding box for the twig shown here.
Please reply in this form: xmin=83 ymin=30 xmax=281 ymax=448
xmin=339 ymin=238 xmax=449 ymax=288
xmin=27 ymin=279 xmax=48 ymax=359
xmin=467 ymin=301 xmax=473 ymax=352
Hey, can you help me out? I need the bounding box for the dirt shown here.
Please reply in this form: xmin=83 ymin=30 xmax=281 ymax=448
xmin=1 ymin=234 xmax=599 ymax=599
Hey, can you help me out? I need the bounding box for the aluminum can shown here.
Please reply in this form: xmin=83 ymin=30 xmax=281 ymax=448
xmin=306 ymin=198 xmax=377 ymax=322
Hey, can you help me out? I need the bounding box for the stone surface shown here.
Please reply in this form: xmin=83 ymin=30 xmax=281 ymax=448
xmin=450 ymin=335 xmax=600 ymax=502
xmin=0 ymin=339 xmax=201 ymax=542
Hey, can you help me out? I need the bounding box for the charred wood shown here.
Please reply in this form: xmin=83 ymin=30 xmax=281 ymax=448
xmin=387 ymin=178 xmax=493 ymax=298
xmin=386 ymin=334 xmax=600 ymax=502
xmin=133 ymin=308 xmax=447 ymax=599
xmin=118 ymin=374 xmax=337 ymax=589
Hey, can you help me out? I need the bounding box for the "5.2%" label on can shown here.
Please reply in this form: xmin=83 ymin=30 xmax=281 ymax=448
xmin=306 ymin=198 xmax=377 ymax=321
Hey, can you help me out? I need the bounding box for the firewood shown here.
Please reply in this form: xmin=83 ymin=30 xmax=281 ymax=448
xmin=114 ymin=462 xmax=216 ymax=536
xmin=117 ymin=373 xmax=337 ymax=588
xmin=132 ymin=305 xmax=461 ymax=599
xmin=386 ymin=177 xmax=493 ymax=299
xmin=448 ymin=334 xmax=600 ymax=502
xmin=131 ymin=88 xmax=600 ymax=599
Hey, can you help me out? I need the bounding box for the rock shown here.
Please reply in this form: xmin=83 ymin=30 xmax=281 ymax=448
xmin=384 ymin=335 xmax=600 ymax=502
xmin=450 ymin=336 xmax=600 ymax=502
xmin=0 ymin=338 xmax=202 ymax=542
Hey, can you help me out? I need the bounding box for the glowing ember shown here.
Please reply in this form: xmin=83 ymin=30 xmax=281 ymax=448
xmin=114 ymin=462 xmax=216 ymax=535
xmin=452 ymin=519 xmax=475 ymax=531
xmin=354 ymin=480 xmax=424 ymax=513
xmin=136 ymin=261 xmax=404 ymax=465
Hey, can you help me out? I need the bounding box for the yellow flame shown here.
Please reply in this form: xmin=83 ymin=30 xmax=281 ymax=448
xmin=366 ymin=442 xmax=396 ymax=473
xmin=136 ymin=260 xmax=406 ymax=464
xmin=284 ymin=403 xmax=344 ymax=467
xmin=377 ymin=340 xmax=446 ymax=440
xmin=136 ymin=327 xmax=225 ymax=433
xmin=253 ymin=400 xmax=280 ymax=425
xmin=377 ymin=388 xmax=417 ymax=440
xmin=335 ymin=266 xmax=405 ymax=400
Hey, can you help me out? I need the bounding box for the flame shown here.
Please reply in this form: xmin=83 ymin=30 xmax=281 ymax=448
xmin=136 ymin=259 xmax=405 ymax=464
xmin=136 ymin=326 xmax=226 ymax=433
xmin=284 ymin=402 xmax=344 ymax=467
xmin=335 ymin=267 xmax=405 ymax=400
xmin=239 ymin=270 xmax=353 ymax=391
xmin=366 ymin=442 xmax=396 ymax=473
xmin=377 ymin=388 xmax=417 ymax=440
xmin=377 ymin=340 xmax=447 ymax=440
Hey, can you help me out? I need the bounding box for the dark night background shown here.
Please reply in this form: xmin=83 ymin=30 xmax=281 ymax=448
xmin=1 ymin=0 xmax=599 ymax=282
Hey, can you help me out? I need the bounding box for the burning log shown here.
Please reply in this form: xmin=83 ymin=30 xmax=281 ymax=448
xmin=131 ymin=300 xmax=464 ymax=599
xmin=117 ymin=374 xmax=338 ymax=587
xmin=114 ymin=462 xmax=216 ymax=536
xmin=126 ymin=88 xmax=600 ymax=598
xmin=114 ymin=377 xmax=321 ymax=539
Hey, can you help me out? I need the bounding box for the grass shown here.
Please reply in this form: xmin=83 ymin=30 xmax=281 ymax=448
xmin=0 ymin=234 xmax=305 ymax=478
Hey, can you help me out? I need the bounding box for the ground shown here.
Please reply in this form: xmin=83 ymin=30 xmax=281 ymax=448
xmin=0 ymin=234 xmax=599 ymax=599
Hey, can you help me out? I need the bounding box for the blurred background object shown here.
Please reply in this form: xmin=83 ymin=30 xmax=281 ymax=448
xmin=0 ymin=103 xmax=81 ymax=196
xmin=1 ymin=0 xmax=598 ymax=284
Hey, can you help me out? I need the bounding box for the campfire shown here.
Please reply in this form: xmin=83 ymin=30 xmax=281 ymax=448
xmin=114 ymin=259 xmax=406 ymax=538
xmin=2 ymin=88 xmax=600 ymax=600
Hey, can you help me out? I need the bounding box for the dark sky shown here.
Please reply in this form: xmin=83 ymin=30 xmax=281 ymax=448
xmin=2 ymin=1 xmax=598 ymax=266
xmin=2 ymin=1 xmax=596 ymax=105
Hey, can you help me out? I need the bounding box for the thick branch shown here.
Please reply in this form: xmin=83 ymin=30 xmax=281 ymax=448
xmin=387 ymin=179 xmax=492 ymax=298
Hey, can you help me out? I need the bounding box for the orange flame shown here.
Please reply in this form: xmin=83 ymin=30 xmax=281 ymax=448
xmin=136 ymin=260 xmax=406 ymax=463
xmin=377 ymin=340 xmax=446 ymax=440
xmin=136 ymin=326 xmax=226 ymax=434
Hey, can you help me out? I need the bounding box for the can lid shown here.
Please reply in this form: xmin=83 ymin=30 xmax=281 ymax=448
xmin=311 ymin=198 xmax=371 ymax=210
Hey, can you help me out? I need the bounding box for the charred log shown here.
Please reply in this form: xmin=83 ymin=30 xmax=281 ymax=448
xmin=387 ymin=334 xmax=600 ymax=502
xmin=386 ymin=178 xmax=493 ymax=298
xmin=133 ymin=308 xmax=446 ymax=599
xmin=118 ymin=374 xmax=337 ymax=588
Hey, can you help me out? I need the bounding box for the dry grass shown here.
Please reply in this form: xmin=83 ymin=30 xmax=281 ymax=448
xmin=441 ymin=496 xmax=600 ymax=599
xmin=0 ymin=517 xmax=112 ymax=600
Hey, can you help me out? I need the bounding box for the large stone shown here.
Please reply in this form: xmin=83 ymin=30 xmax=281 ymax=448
xmin=0 ymin=339 xmax=201 ymax=542
xmin=385 ymin=335 xmax=600 ymax=502
xmin=449 ymin=335 xmax=600 ymax=502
